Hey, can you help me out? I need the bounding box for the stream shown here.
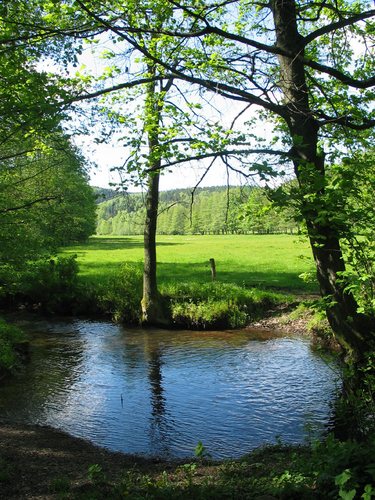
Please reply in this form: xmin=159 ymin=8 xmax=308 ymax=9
xmin=0 ymin=317 xmax=339 ymax=459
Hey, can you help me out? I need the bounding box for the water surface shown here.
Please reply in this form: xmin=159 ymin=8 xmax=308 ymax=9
xmin=0 ymin=318 xmax=339 ymax=458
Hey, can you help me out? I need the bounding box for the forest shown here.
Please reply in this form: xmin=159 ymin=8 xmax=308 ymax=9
xmin=0 ymin=0 xmax=374 ymax=498
xmin=96 ymin=185 xmax=300 ymax=235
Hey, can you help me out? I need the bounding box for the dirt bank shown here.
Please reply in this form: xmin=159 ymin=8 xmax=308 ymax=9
xmin=0 ymin=422 xmax=172 ymax=499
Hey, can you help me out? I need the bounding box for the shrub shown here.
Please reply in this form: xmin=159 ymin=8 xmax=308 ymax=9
xmin=163 ymin=281 xmax=287 ymax=329
xmin=0 ymin=256 xmax=80 ymax=313
xmin=95 ymin=262 xmax=143 ymax=323
xmin=20 ymin=255 xmax=80 ymax=312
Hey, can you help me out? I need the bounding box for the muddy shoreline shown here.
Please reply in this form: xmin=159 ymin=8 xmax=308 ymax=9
xmin=0 ymin=421 xmax=184 ymax=499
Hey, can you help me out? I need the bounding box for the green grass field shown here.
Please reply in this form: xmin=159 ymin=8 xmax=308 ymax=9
xmin=64 ymin=234 xmax=317 ymax=293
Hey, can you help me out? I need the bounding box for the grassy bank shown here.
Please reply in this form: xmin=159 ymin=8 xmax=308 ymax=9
xmin=57 ymin=234 xmax=318 ymax=327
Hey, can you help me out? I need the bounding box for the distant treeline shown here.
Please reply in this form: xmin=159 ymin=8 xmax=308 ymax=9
xmin=96 ymin=186 xmax=300 ymax=235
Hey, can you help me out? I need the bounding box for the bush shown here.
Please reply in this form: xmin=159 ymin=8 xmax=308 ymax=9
xmin=20 ymin=255 xmax=80 ymax=312
xmin=0 ymin=256 xmax=80 ymax=313
xmin=95 ymin=262 xmax=143 ymax=323
xmin=163 ymin=281 xmax=287 ymax=329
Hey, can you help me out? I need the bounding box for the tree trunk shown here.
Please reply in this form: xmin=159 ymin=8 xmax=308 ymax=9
xmin=140 ymin=70 xmax=168 ymax=326
xmin=271 ymin=0 xmax=375 ymax=358
xmin=141 ymin=171 xmax=166 ymax=324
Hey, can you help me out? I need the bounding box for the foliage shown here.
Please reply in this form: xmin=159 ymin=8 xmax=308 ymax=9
xmin=49 ymin=476 xmax=71 ymax=494
xmin=194 ymin=441 xmax=211 ymax=460
xmin=333 ymin=353 xmax=375 ymax=442
xmin=41 ymin=436 xmax=374 ymax=499
xmin=87 ymin=464 xmax=107 ymax=485
xmin=164 ymin=281 xmax=284 ymax=329
xmin=0 ymin=256 xmax=81 ymax=314
xmin=95 ymin=262 xmax=144 ymax=323
xmin=334 ymin=152 xmax=375 ymax=315
xmin=309 ymin=434 xmax=375 ymax=499
xmin=0 ymin=3 xmax=96 ymax=315
xmin=0 ymin=132 xmax=97 ymax=265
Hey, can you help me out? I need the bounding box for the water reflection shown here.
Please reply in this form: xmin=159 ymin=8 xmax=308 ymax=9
xmin=0 ymin=318 xmax=340 ymax=459
xmin=145 ymin=342 xmax=172 ymax=455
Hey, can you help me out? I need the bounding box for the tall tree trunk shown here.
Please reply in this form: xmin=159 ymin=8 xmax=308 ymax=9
xmin=141 ymin=70 xmax=168 ymax=326
xmin=271 ymin=0 xmax=375 ymax=358
xmin=141 ymin=171 xmax=165 ymax=324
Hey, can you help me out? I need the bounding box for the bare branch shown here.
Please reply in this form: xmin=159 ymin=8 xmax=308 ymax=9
xmin=147 ymin=147 xmax=289 ymax=172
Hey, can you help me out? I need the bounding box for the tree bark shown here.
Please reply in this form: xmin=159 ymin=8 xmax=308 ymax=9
xmin=141 ymin=171 xmax=165 ymax=324
xmin=140 ymin=70 xmax=168 ymax=326
xmin=271 ymin=0 xmax=375 ymax=358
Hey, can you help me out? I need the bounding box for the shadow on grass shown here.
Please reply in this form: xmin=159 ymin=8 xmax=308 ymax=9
xmin=75 ymin=237 xmax=181 ymax=251
xmin=158 ymin=262 xmax=318 ymax=293
xmin=76 ymin=260 xmax=316 ymax=293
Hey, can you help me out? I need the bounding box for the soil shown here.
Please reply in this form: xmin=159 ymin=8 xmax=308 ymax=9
xmin=0 ymin=421 xmax=173 ymax=499
xmin=247 ymin=303 xmax=312 ymax=336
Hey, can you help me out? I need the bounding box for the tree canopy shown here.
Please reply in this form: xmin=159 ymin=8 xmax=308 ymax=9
xmin=0 ymin=2 xmax=97 ymax=277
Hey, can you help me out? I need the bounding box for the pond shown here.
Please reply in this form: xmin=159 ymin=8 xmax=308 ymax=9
xmin=0 ymin=318 xmax=339 ymax=459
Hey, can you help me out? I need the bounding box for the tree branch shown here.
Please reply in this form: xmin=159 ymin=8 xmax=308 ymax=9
xmin=146 ymin=147 xmax=289 ymax=172
xmin=0 ymin=196 xmax=59 ymax=214
xmin=303 ymin=9 xmax=375 ymax=45
xmin=317 ymin=114 xmax=375 ymax=130
xmin=67 ymin=76 xmax=169 ymax=103
xmin=74 ymin=0 xmax=286 ymax=116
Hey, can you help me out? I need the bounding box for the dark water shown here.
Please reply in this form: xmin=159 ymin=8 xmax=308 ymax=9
xmin=0 ymin=318 xmax=339 ymax=459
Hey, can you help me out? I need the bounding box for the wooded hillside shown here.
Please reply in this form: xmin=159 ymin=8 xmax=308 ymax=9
xmin=96 ymin=185 xmax=299 ymax=235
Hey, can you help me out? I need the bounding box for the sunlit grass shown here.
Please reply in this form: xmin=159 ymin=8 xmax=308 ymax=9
xmin=64 ymin=234 xmax=316 ymax=293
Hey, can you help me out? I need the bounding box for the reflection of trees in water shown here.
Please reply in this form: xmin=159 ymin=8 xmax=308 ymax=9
xmin=0 ymin=320 xmax=85 ymax=421
xmin=148 ymin=348 xmax=165 ymax=419
xmin=144 ymin=339 xmax=173 ymax=457
xmin=118 ymin=331 xmax=174 ymax=456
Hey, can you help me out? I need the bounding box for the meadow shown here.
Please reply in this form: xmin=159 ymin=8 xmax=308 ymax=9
xmin=64 ymin=233 xmax=317 ymax=293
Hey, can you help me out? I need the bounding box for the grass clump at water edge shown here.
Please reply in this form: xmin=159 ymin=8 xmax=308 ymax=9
xmin=164 ymin=281 xmax=291 ymax=329
xmin=0 ymin=318 xmax=27 ymax=375
xmin=82 ymin=262 xmax=292 ymax=328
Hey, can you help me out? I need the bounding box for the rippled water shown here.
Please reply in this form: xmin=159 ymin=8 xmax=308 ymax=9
xmin=0 ymin=318 xmax=339 ymax=458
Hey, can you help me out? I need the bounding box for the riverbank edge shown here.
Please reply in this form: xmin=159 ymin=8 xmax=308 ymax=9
xmin=0 ymin=420 xmax=313 ymax=499
xmin=0 ymin=420 xmax=178 ymax=498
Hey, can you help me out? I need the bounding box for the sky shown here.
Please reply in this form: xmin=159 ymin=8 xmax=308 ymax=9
xmin=78 ymin=110 xmax=261 ymax=193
